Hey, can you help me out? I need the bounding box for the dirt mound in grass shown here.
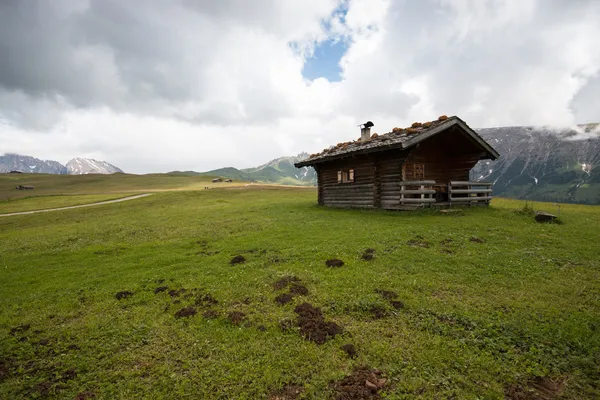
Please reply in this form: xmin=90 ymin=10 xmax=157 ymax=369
xmin=275 ymin=293 xmax=294 ymax=305
xmin=273 ymin=278 xmax=309 ymax=306
xmin=326 ymin=259 xmax=345 ymax=267
xmin=202 ymin=310 xmax=219 ymax=319
xmin=10 ymin=324 xmax=30 ymax=335
xmin=195 ymin=294 xmax=218 ymax=306
xmin=230 ymin=255 xmax=246 ymax=265
xmin=168 ymin=288 xmax=187 ymax=297
xmin=470 ymin=237 xmax=486 ymax=243
xmin=31 ymin=369 xmax=78 ymax=396
xmin=390 ymin=301 xmax=404 ymax=309
xmin=505 ymin=376 xmax=566 ymax=400
xmin=341 ymin=344 xmax=357 ymax=359
xmin=294 ymin=303 xmax=342 ymax=344
xmin=440 ymin=238 xmax=453 ymax=246
xmin=289 ymin=283 xmax=309 ymax=296
xmin=154 ymin=286 xmax=168 ymax=294
xmin=361 ymin=249 xmax=376 ymax=261
xmin=228 ymin=311 xmax=246 ymax=325
xmin=115 ymin=291 xmax=133 ymax=300
xmin=407 ymin=238 xmax=430 ymax=248
xmin=270 ymin=384 xmax=304 ymax=399
xmin=369 ymin=305 xmax=388 ymax=319
xmin=175 ymin=307 xmax=197 ymax=318
xmin=273 ymin=276 xmax=301 ymax=290
xmin=332 ymin=367 xmax=387 ymax=399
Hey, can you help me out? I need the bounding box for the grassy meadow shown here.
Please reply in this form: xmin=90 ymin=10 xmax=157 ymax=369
xmin=0 ymin=175 xmax=599 ymax=399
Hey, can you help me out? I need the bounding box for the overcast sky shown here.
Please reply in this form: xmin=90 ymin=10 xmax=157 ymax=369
xmin=1 ymin=0 xmax=599 ymax=173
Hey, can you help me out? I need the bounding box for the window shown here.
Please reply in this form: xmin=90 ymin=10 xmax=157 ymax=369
xmin=403 ymin=163 xmax=425 ymax=180
xmin=337 ymin=169 xmax=355 ymax=183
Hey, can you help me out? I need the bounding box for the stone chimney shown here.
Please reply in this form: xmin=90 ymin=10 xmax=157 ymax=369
xmin=361 ymin=127 xmax=371 ymax=142
xmin=359 ymin=121 xmax=374 ymax=142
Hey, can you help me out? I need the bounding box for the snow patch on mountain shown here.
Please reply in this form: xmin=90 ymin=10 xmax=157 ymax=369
xmin=66 ymin=158 xmax=123 ymax=175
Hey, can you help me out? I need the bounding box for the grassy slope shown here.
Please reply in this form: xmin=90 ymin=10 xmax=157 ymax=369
xmin=0 ymin=173 xmax=239 ymax=200
xmin=0 ymin=189 xmax=599 ymax=399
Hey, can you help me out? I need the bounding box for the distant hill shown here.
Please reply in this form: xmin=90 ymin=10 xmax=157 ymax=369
xmin=472 ymin=123 xmax=600 ymax=204
xmin=0 ymin=153 xmax=124 ymax=175
xmin=194 ymin=153 xmax=317 ymax=186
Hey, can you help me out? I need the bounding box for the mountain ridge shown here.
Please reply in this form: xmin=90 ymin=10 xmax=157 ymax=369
xmin=0 ymin=153 xmax=123 ymax=175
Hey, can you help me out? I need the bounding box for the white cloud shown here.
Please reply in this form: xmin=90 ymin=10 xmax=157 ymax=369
xmin=1 ymin=0 xmax=599 ymax=173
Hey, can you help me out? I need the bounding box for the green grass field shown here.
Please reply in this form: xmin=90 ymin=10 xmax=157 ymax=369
xmin=0 ymin=181 xmax=599 ymax=399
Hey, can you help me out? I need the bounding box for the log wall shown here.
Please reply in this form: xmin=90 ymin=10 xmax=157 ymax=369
xmin=318 ymin=155 xmax=376 ymax=208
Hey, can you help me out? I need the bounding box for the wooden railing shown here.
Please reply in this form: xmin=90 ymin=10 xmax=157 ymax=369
xmin=399 ymin=180 xmax=436 ymax=205
xmin=448 ymin=181 xmax=493 ymax=205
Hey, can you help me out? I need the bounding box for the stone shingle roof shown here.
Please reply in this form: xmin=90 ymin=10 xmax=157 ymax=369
xmin=296 ymin=115 xmax=481 ymax=167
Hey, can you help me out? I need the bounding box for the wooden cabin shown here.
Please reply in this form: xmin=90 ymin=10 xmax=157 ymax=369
xmin=294 ymin=116 xmax=500 ymax=210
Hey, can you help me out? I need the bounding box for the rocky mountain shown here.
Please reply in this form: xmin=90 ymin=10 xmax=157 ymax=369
xmin=196 ymin=153 xmax=317 ymax=186
xmin=66 ymin=158 xmax=123 ymax=175
xmin=0 ymin=153 xmax=68 ymax=174
xmin=471 ymin=123 xmax=600 ymax=204
xmin=0 ymin=153 xmax=124 ymax=175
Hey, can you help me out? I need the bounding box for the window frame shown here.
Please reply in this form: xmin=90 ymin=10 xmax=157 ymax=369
xmin=403 ymin=162 xmax=425 ymax=180
xmin=337 ymin=168 xmax=355 ymax=184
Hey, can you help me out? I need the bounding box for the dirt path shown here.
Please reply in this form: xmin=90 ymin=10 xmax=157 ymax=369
xmin=0 ymin=193 xmax=153 ymax=217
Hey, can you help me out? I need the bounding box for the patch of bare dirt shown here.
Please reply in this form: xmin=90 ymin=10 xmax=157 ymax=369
xmin=228 ymin=311 xmax=246 ymax=325
xmin=294 ymin=303 xmax=342 ymax=345
xmin=341 ymin=344 xmax=358 ymax=359
xmin=74 ymin=392 xmax=96 ymax=400
xmin=361 ymin=253 xmax=374 ymax=261
xmin=230 ymin=255 xmax=246 ymax=265
xmin=390 ymin=301 xmax=404 ymax=310
xmin=168 ymin=288 xmax=187 ymax=297
xmin=154 ymin=286 xmax=168 ymax=294
xmin=470 ymin=237 xmax=485 ymax=243
xmin=407 ymin=238 xmax=430 ymax=248
xmin=369 ymin=305 xmax=387 ymax=319
xmin=275 ymin=293 xmax=294 ymax=305
xmin=332 ymin=367 xmax=387 ymax=399
xmin=9 ymin=324 xmax=30 ymax=335
xmin=202 ymin=310 xmax=219 ymax=319
xmin=31 ymin=369 xmax=78 ymax=396
xmin=174 ymin=307 xmax=197 ymax=318
xmin=115 ymin=291 xmax=133 ymax=300
xmin=274 ymin=277 xmax=308 ymax=306
xmin=273 ymin=276 xmax=301 ymax=290
xmin=270 ymin=384 xmax=304 ymax=400
xmin=195 ymin=294 xmax=218 ymax=306
xmin=361 ymin=249 xmax=376 ymax=261
xmin=505 ymin=376 xmax=566 ymax=400
xmin=326 ymin=259 xmax=345 ymax=267
xmin=440 ymin=238 xmax=454 ymax=246
xmin=289 ymin=284 xmax=309 ymax=296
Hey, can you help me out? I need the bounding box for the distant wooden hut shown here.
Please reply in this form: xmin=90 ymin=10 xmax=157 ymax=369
xmin=295 ymin=116 xmax=500 ymax=210
xmin=212 ymin=178 xmax=223 ymax=183
xmin=15 ymin=185 xmax=34 ymax=190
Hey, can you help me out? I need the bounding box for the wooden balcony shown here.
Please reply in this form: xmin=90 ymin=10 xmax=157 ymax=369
xmin=394 ymin=180 xmax=493 ymax=209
